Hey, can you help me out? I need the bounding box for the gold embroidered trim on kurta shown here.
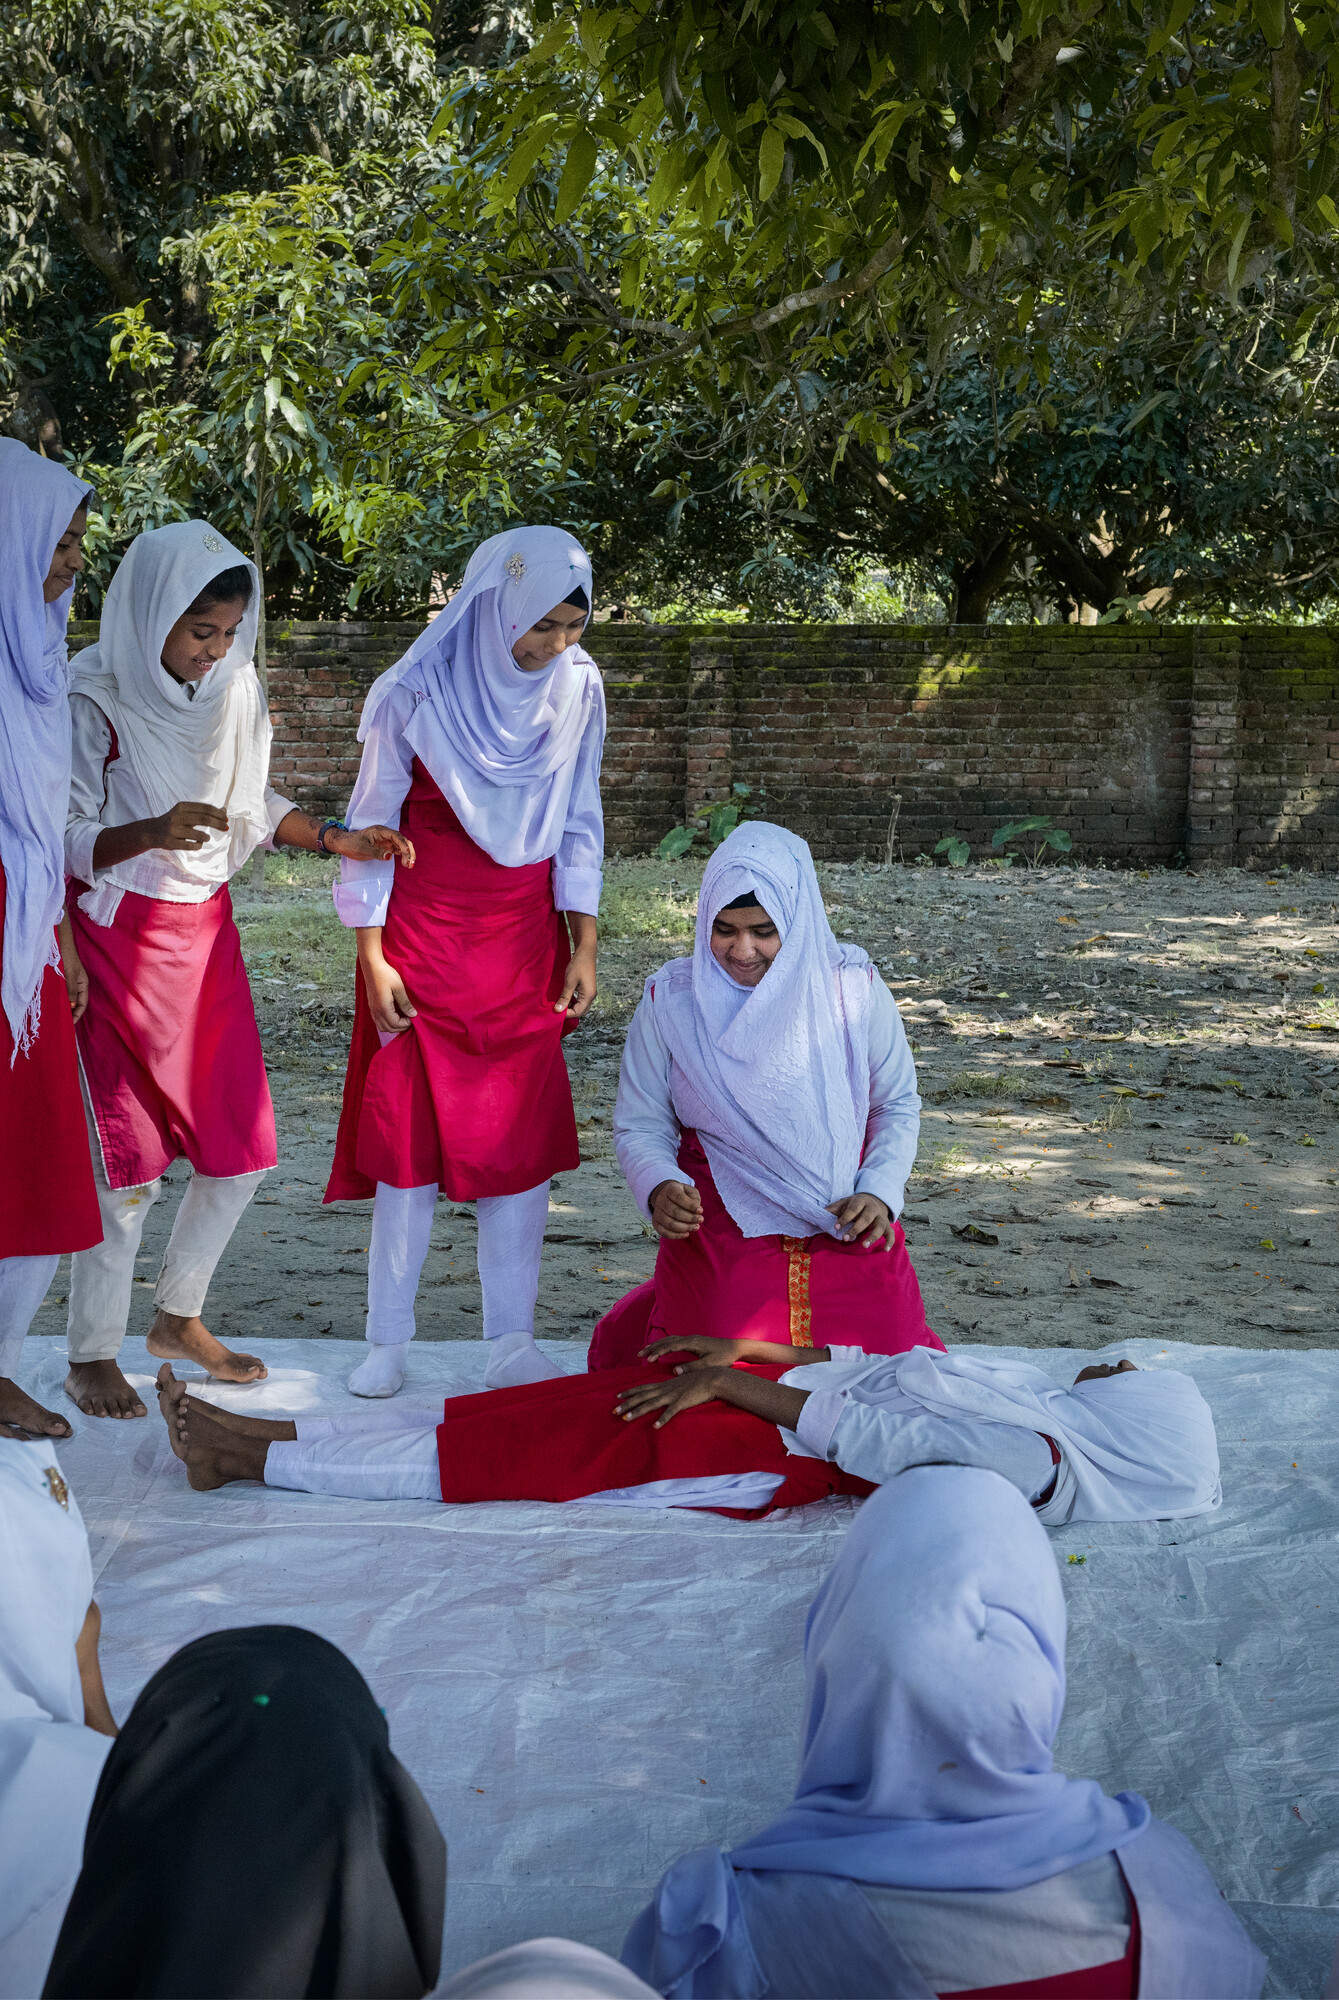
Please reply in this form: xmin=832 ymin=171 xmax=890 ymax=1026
xmin=782 ymin=1236 xmax=814 ymax=1346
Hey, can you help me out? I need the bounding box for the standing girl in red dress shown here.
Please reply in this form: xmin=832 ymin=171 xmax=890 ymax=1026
xmin=326 ymin=527 xmax=604 ymax=1397
xmin=0 ymin=440 xmax=102 ymax=1438
xmin=64 ymin=522 xmax=409 ymax=1420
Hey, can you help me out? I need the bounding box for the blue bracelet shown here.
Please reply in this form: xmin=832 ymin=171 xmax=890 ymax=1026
xmin=317 ymin=818 xmax=348 ymax=855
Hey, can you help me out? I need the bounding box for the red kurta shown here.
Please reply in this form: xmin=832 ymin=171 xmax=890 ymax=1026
xmin=436 ymin=1362 xmax=875 ymax=1515
xmin=71 ymin=882 xmax=277 ymax=1189
xmin=326 ymin=760 xmax=579 ymax=1203
xmin=0 ymin=865 xmax=101 ymax=1256
xmin=588 ymin=1131 xmax=944 ymax=1371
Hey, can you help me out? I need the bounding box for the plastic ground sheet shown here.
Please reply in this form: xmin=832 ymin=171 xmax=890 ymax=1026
xmin=16 ymin=1334 xmax=1339 ymax=1998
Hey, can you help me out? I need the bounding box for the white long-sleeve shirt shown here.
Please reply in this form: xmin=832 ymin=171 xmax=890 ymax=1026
xmin=613 ymin=968 xmax=921 ymax=1224
xmin=785 ymin=1347 xmax=1055 ymax=1500
xmin=331 ymin=663 xmax=604 ymax=927
xmin=65 ymin=693 xmax=294 ymax=901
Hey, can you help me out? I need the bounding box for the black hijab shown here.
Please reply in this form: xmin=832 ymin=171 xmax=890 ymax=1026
xmin=44 ymin=1625 xmax=445 ymax=2000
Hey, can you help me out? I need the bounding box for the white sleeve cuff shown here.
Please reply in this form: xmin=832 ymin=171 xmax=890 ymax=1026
xmin=794 ymin=1389 xmax=848 ymax=1461
xmin=64 ymin=822 xmax=102 ymax=886
xmin=332 ymin=862 xmax=392 ymax=929
xmin=552 ymin=864 xmax=602 ymax=916
xmin=855 ymin=1167 xmax=904 ymax=1215
xmin=826 ymin=1345 xmax=868 ymax=1364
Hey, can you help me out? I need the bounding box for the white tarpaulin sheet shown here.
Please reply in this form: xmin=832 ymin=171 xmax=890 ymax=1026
xmin=14 ymin=1333 xmax=1339 ymax=1999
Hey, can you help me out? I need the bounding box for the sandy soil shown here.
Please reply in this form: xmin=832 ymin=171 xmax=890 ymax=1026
xmin=28 ymin=857 xmax=1339 ymax=1360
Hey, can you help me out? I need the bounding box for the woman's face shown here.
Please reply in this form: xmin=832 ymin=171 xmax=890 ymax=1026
xmin=511 ymin=599 xmax=588 ymax=671
xmin=160 ymin=596 xmax=248 ymax=683
xmin=43 ymin=505 xmax=89 ymax=603
xmin=710 ymin=902 xmax=782 ymax=987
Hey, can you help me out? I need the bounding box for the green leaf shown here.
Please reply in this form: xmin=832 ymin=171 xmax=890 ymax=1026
xmin=935 ymin=835 xmax=971 ymax=866
xmin=1045 ymin=829 xmax=1073 ymax=852
xmin=758 ymin=125 xmax=786 ymax=202
xmin=658 ymin=825 xmax=698 ymax=859
xmin=1226 ymin=210 xmax=1252 ymax=290
xmin=1151 ymin=118 xmax=1190 ymax=173
xmin=555 ymin=130 xmax=598 ymax=225
xmin=1252 ymin=0 xmax=1286 ymax=48
xmin=993 ymin=818 xmax=1052 ymax=845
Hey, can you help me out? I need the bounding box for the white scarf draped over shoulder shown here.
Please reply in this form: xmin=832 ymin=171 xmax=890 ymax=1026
xmin=651 ymin=822 xmax=872 ymax=1239
xmin=798 ymin=1345 xmax=1223 ymax=1523
xmin=0 ymin=439 xmax=94 ymax=1054
xmin=356 ymin=525 xmax=603 ymax=869
xmin=0 ymin=1440 xmax=112 ymax=1979
xmin=68 ymin=521 xmax=272 ymax=923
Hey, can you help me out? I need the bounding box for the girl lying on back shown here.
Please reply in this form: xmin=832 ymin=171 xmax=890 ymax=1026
xmin=155 ymin=1336 xmax=1221 ymax=1529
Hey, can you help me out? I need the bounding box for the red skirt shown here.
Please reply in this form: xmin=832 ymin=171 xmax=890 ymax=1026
xmin=71 ymin=883 xmax=277 ymax=1189
xmin=588 ymin=1131 xmax=944 ymax=1370
xmin=436 ymin=1362 xmax=875 ymax=1515
xmin=0 ymin=866 xmax=100 ymax=1256
xmin=326 ymin=761 xmax=579 ymax=1203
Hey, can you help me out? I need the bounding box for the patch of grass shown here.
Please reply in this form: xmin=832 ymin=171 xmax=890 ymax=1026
xmin=235 ymin=900 xmax=353 ymax=987
xmin=260 ymin=849 xmax=341 ymax=891
xmin=600 ymin=857 xmax=703 ymax=939
xmin=933 ymin=1069 xmax=1029 ymax=1100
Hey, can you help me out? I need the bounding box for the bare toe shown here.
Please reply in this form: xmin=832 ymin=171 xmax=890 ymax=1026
xmin=0 ymin=1378 xmax=73 ymax=1438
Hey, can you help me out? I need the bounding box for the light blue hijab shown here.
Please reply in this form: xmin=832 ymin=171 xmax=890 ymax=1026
xmin=623 ymin=1468 xmax=1149 ymax=1994
xmin=0 ymin=440 xmax=92 ymax=1052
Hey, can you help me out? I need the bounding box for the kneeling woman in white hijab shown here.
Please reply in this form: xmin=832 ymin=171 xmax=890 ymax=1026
xmin=64 ymin=524 xmax=408 ymax=1420
xmin=621 ymin=1466 xmax=1264 ymax=2000
xmin=594 ymin=822 xmax=938 ymax=1369
xmin=325 ymin=527 xmax=604 ymax=1397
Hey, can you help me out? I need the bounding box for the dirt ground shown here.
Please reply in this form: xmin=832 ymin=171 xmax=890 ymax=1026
xmin=30 ymin=851 xmax=1339 ymax=1358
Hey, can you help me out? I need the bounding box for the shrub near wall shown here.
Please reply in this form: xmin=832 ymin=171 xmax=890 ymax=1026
xmin=66 ymin=620 xmax=1339 ymax=868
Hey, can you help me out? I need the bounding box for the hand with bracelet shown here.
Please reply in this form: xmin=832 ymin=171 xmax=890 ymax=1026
xmin=89 ymin=805 xmax=415 ymax=873
xmin=616 ymin=1333 xmax=837 ymax=1430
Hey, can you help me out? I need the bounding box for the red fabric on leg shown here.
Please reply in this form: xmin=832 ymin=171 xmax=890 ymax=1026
xmin=72 ymin=882 xmax=276 ymax=1187
xmin=0 ymin=867 xmax=101 ymax=1256
xmin=326 ymin=762 xmax=579 ymax=1203
xmin=436 ymin=1362 xmax=874 ymax=1513
xmin=589 ymin=1132 xmax=943 ymax=1369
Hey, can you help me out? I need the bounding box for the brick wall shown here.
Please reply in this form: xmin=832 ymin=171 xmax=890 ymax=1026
xmin=66 ymin=619 xmax=1339 ymax=867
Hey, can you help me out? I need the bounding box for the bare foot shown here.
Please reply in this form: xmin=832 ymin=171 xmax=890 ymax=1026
xmin=156 ymin=1365 xmax=294 ymax=1473
xmin=65 ymin=1359 xmax=148 ymax=1420
xmin=0 ymin=1376 xmax=72 ymax=1439
xmin=158 ymin=1382 xmax=272 ymax=1491
xmin=155 ymin=1365 xmax=191 ymax=1461
xmin=145 ymin=1310 xmax=267 ymax=1384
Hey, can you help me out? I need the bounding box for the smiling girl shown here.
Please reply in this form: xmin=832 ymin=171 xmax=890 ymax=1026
xmin=590 ymin=821 xmax=941 ymax=1369
xmin=63 ymin=523 xmax=407 ymax=1419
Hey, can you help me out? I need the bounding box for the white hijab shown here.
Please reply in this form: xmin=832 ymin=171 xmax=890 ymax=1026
xmin=0 ymin=439 xmax=93 ymax=1054
xmin=68 ymin=522 xmax=271 ymax=921
xmin=358 ymin=526 xmax=603 ymax=868
xmin=0 ymin=1439 xmax=112 ymax=1984
xmin=797 ymin=1346 xmax=1223 ymax=1523
xmin=651 ymin=823 xmax=872 ymax=1238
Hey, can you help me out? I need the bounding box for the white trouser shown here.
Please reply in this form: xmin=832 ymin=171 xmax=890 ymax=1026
xmin=267 ymin=1410 xmax=442 ymax=1501
xmin=262 ymin=1407 xmax=785 ymax=1513
xmin=0 ymin=1254 xmax=60 ymax=1378
xmin=67 ymin=1099 xmax=265 ymax=1362
xmin=366 ymin=1179 xmax=551 ymax=1346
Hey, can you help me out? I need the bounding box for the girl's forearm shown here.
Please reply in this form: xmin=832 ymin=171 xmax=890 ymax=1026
xmin=272 ymin=808 xmax=324 ymax=852
xmin=738 ymin=1341 xmax=832 ymax=1366
xmin=713 ymin=1371 xmax=811 ymax=1429
xmin=91 ymin=819 xmax=160 ymax=871
xmin=355 ymin=926 xmax=387 ymax=971
xmin=565 ymin=910 xmax=597 ymax=951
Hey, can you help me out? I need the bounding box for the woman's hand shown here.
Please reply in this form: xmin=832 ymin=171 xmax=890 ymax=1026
xmin=557 ymin=940 xmax=598 ymax=1021
xmin=326 ymin=824 xmax=417 ymax=866
xmin=151 ymin=801 xmax=230 ymax=851
xmin=827 ymin=1192 xmax=896 ymax=1250
xmin=57 ymin=917 xmax=89 ymax=1025
xmin=639 ymin=1333 xmax=753 ymax=1370
xmin=614 ymin=1367 xmax=733 ymax=1428
xmin=649 ymin=1180 xmax=704 ymax=1239
xmin=356 ymin=931 xmax=417 ymax=1035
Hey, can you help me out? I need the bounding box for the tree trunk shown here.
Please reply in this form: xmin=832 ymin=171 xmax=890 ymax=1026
xmin=951 ymin=534 xmax=1016 ymax=621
